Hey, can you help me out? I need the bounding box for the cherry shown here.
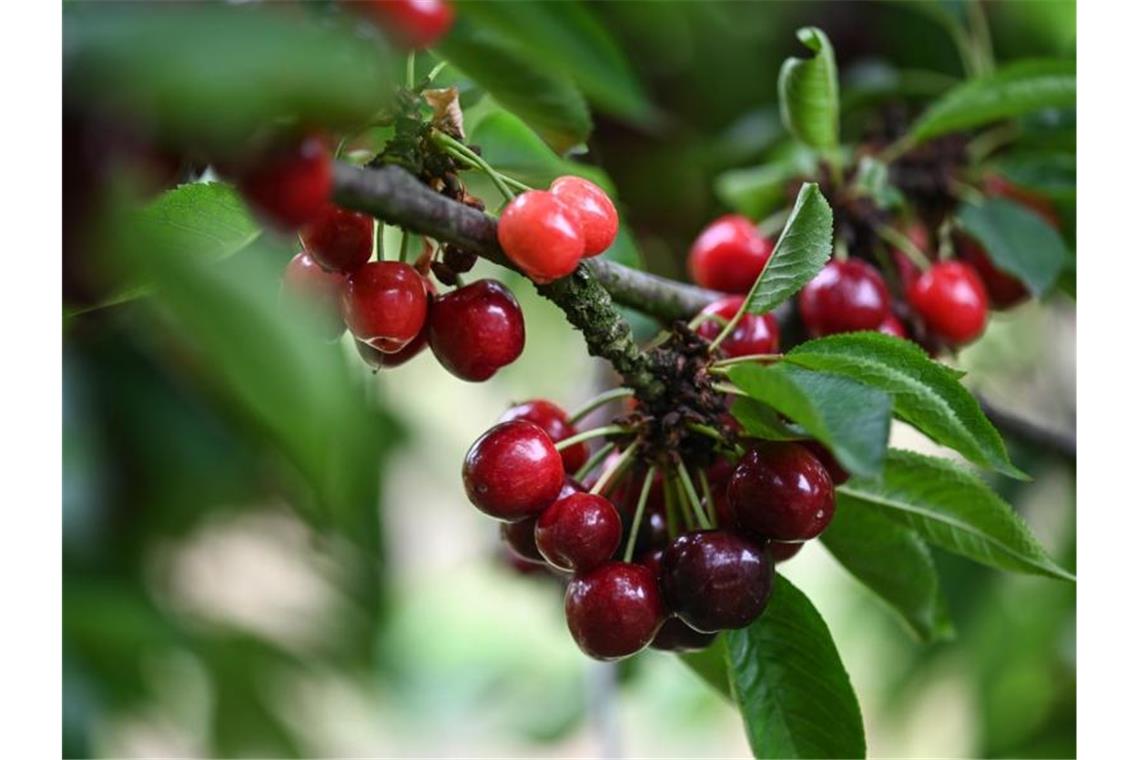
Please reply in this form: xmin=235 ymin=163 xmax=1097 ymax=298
xmin=237 ymin=135 xmax=331 ymax=230
xmin=501 ymin=517 xmax=543 ymax=565
xmin=800 ymin=440 xmax=849 ymax=485
xmin=956 ymin=234 xmax=1028 ymax=310
xmin=353 ymin=0 xmax=454 ymax=50
xmin=650 ymin=618 xmax=718 ymax=653
xmin=499 ymin=399 xmax=588 ymax=474
xmin=727 ymin=442 xmax=835 ymax=541
xmin=660 ymin=531 xmax=773 ymax=632
xmin=354 ymin=280 xmax=434 ymax=369
xmin=550 ymin=176 xmax=619 ymax=257
xmin=687 ymin=214 xmax=774 ymax=294
xmin=695 ymin=296 xmax=780 ymax=357
xmin=342 ymin=261 xmax=428 ymax=352
xmin=535 ymin=493 xmax=623 ymax=573
xmin=300 ymin=204 xmax=374 ymax=274
xmin=429 ymin=279 xmax=525 ymax=381
xmin=282 ymin=252 xmax=347 ymax=340
xmin=463 ymin=420 xmax=565 ymax=521
xmin=798 ymin=258 xmax=891 ymax=337
xmin=768 ymin=542 xmax=803 ymax=563
xmin=877 ymin=314 xmax=908 ymax=338
xmin=906 ymin=261 xmax=989 ymax=345
xmin=497 ymin=191 xmax=584 ymax=284
xmin=564 ymin=561 xmax=665 ymax=660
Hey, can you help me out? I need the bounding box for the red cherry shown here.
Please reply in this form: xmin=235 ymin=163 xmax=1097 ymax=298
xmin=463 ymin=420 xmax=565 ymax=521
xmin=727 ymin=442 xmax=835 ymax=541
xmin=282 ymin=252 xmax=347 ymax=340
xmin=768 ymin=542 xmax=803 ymax=563
xmin=429 ymin=279 xmax=525 ymax=381
xmin=877 ymin=314 xmax=908 ymax=338
xmin=688 ymin=214 xmax=774 ymax=294
xmin=501 ymin=517 xmax=543 ymax=565
xmin=500 ymin=399 xmax=587 ymax=474
xmin=907 ymin=261 xmax=989 ymax=345
xmin=660 ymin=531 xmax=774 ymax=633
xmin=798 ymin=259 xmax=891 ymax=337
xmin=536 ymin=493 xmax=623 ymax=573
xmin=354 ymin=280 xmax=434 ymax=369
xmin=550 ymin=176 xmax=619 ymax=257
xmin=353 ymin=0 xmax=454 ymax=49
xmin=564 ymin=561 xmax=665 ymax=660
xmin=342 ymin=261 xmax=428 ymax=352
xmin=650 ymin=618 xmax=717 ymax=652
xmin=956 ymin=235 xmax=1028 ymax=310
xmin=695 ymin=296 xmax=780 ymax=357
xmin=497 ymin=190 xmax=584 ymax=284
xmin=300 ymin=204 xmax=374 ymax=274
xmin=800 ymin=440 xmax=849 ymax=486
xmin=238 ymin=135 xmax=331 ymax=230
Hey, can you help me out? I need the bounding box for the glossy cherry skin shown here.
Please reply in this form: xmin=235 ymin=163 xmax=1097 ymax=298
xmin=650 ymin=618 xmax=718 ymax=652
xmin=354 ymin=0 xmax=455 ymax=49
xmin=907 ymin=261 xmax=989 ymax=345
xmin=535 ymin=493 xmax=623 ymax=573
xmin=660 ymin=531 xmax=774 ymax=633
xmin=798 ymin=258 xmax=891 ymax=337
xmin=463 ymin=420 xmax=565 ymax=521
xmin=688 ymin=214 xmax=774 ymax=294
xmin=283 ymin=252 xmax=347 ymax=340
xmin=956 ymin=235 xmax=1028 ymax=310
xmin=429 ymin=279 xmax=525 ymax=381
xmin=500 ymin=399 xmax=588 ymax=474
xmin=726 ymin=442 xmax=836 ymax=541
xmin=500 ymin=517 xmax=543 ymax=565
xmin=354 ymin=281 xmax=434 ymax=369
xmin=768 ymin=542 xmax=803 ymax=563
xmin=800 ymin=440 xmax=849 ymax=486
xmin=695 ymin=296 xmax=780 ymax=357
xmin=550 ymin=176 xmax=619 ymax=257
xmin=342 ymin=261 xmax=429 ymax=352
xmin=300 ymin=204 xmax=374 ymax=273
xmin=877 ymin=314 xmax=908 ymax=338
xmin=564 ymin=561 xmax=665 ymax=660
xmin=238 ymin=135 xmax=331 ymax=230
xmin=497 ymin=190 xmax=584 ymax=284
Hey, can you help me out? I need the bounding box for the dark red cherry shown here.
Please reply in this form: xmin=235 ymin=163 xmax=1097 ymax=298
xmin=536 ymin=493 xmax=623 ymax=573
xmin=727 ymin=442 xmax=835 ymax=541
xmin=956 ymin=234 xmax=1028 ymax=310
xmin=650 ymin=618 xmax=718 ymax=652
xmin=342 ymin=261 xmax=428 ymax=352
xmin=429 ymin=279 xmax=525 ymax=381
xmin=237 ymin=135 xmax=331 ymax=230
xmin=769 ymin=542 xmax=803 ymax=563
xmin=695 ymin=296 xmax=780 ymax=357
xmin=501 ymin=517 xmax=543 ymax=565
xmin=800 ymin=440 xmax=849 ymax=486
xmin=906 ymin=261 xmax=989 ymax=345
xmin=660 ymin=531 xmax=774 ymax=633
xmin=497 ymin=191 xmax=584 ymax=284
xmin=564 ymin=561 xmax=665 ymax=660
xmin=550 ymin=176 xmax=619 ymax=257
xmin=500 ymin=399 xmax=588 ymax=474
xmin=798 ymin=258 xmax=891 ymax=337
xmin=282 ymin=252 xmax=347 ymax=341
xmin=877 ymin=314 xmax=908 ymax=338
xmin=354 ymin=281 xmax=434 ymax=369
xmin=463 ymin=420 xmax=565 ymax=521
xmin=352 ymin=0 xmax=455 ymax=49
xmin=688 ymin=214 xmax=774 ymax=294
xmin=300 ymin=204 xmax=374 ymax=273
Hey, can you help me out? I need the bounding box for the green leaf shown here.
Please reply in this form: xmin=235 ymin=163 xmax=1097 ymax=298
xmin=740 ymin=183 xmax=833 ymax=316
xmin=64 ymin=4 xmax=392 ymax=152
xmin=438 ymin=15 xmax=591 ymax=153
xmin=991 ymin=153 xmax=1076 ymax=200
xmin=908 ymin=59 xmax=1076 ymax=144
xmin=713 ymin=150 xmax=815 ymax=220
xmin=679 ymin=636 xmax=732 ymax=700
xmin=956 ymin=197 xmax=1069 ymax=296
xmin=838 ymin=450 xmax=1075 ymax=581
xmin=821 ymin=507 xmax=954 ymax=642
xmin=785 ymin=332 xmax=1023 ymax=478
xmin=727 ymin=363 xmax=890 ymax=478
xmin=778 ymin=27 xmax=840 ymax=151
xmin=726 ymin=575 xmax=865 ymax=759
xmin=850 ymin=156 xmax=904 ymax=209
xmin=729 ymin=397 xmax=805 ymax=441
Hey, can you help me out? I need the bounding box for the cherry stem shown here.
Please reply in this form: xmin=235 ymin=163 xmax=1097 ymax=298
xmin=711 ymin=353 xmax=783 ymax=369
xmin=756 ymin=207 xmax=791 ymax=239
xmin=568 ymin=387 xmax=635 ymax=425
xmin=697 ymin=469 xmax=719 ymax=529
xmin=574 ymin=442 xmax=616 ymax=482
xmin=834 ymin=236 xmax=850 ymax=262
xmin=405 ymin=52 xmax=416 ymax=90
xmin=875 ymin=223 xmax=931 ymax=272
xmin=878 ymin=135 xmax=915 ymax=165
xmin=555 ymin=424 xmax=627 ymax=452
xmin=662 ymin=469 xmax=681 ymax=537
xmin=431 ymin=130 xmax=516 ymax=202
xmin=426 ymin=60 xmax=449 ymax=84
xmin=622 ymin=466 xmax=657 ymax=563
xmin=687 ymin=422 xmax=744 ymax=457
xmin=687 ymin=311 xmax=728 ymax=332
xmin=398 ymin=230 xmax=410 ymax=263
xmin=707 ymin=298 xmax=749 ymax=353
xmin=948 ymin=178 xmax=987 ymax=206
xmin=676 ymin=459 xmax=713 ymax=530
xmin=589 ymin=443 xmax=638 ymax=496
xmin=713 ymin=382 xmax=747 ymax=397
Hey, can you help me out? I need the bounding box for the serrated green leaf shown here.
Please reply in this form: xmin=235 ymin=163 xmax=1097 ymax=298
xmin=957 ymin=197 xmax=1069 ymax=296
xmin=785 ymin=332 xmax=1023 ymax=478
xmin=678 ymin=636 xmax=731 ymax=700
xmin=908 ymin=59 xmax=1075 ymax=144
xmin=822 ymin=507 xmax=954 ymax=643
xmin=778 ymin=27 xmax=840 ymax=151
xmin=726 ymin=575 xmax=865 ymax=759
xmin=729 ymin=396 xmax=805 ymax=441
xmin=838 ymin=450 xmax=1075 ymax=581
xmin=727 ymin=363 xmax=890 ymax=478
xmin=741 ymin=183 xmax=833 ymax=316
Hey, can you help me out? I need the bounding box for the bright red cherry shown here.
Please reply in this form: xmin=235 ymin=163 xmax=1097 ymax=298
xmin=798 ymin=258 xmax=891 ymax=337
xmin=695 ymin=296 xmax=780 ymax=357
xmin=564 ymin=561 xmax=665 ymax=660
xmin=727 ymin=442 xmax=835 ymax=541
xmin=354 ymin=280 xmax=434 ymax=369
xmin=497 ymin=190 xmax=584 ymax=284
xmin=353 ymin=0 xmax=455 ymax=50
xmin=238 ymin=135 xmax=331 ymax=230
xmin=501 ymin=517 xmax=543 ymax=565
xmin=300 ymin=204 xmax=374 ymax=274
xmin=650 ymin=618 xmax=717 ymax=652
xmin=282 ymin=252 xmax=347 ymax=340
xmin=535 ymin=493 xmax=623 ymax=573
xmin=768 ymin=542 xmax=803 ymax=563
xmin=956 ymin=235 xmax=1028 ymax=310
xmin=429 ymin=279 xmax=525 ymax=381
xmin=342 ymin=261 xmax=428 ymax=352
xmin=550 ymin=176 xmax=619 ymax=257
xmin=463 ymin=420 xmax=565 ymax=521
xmin=660 ymin=531 xmax=774 ymax=633
xmin=687 ymin=214 xmax=774 ymax=294
xmin=907 ymin=261 xmax=989 ymax=345
xmin=500 ymin=400 xmax=588 ymax=474
xmin=877 ymin=314 xmax=907 ymax=338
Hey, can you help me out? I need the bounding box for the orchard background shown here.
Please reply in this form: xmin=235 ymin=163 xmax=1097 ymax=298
xmin=62 ymin=1 xmax=1076 ymax=757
